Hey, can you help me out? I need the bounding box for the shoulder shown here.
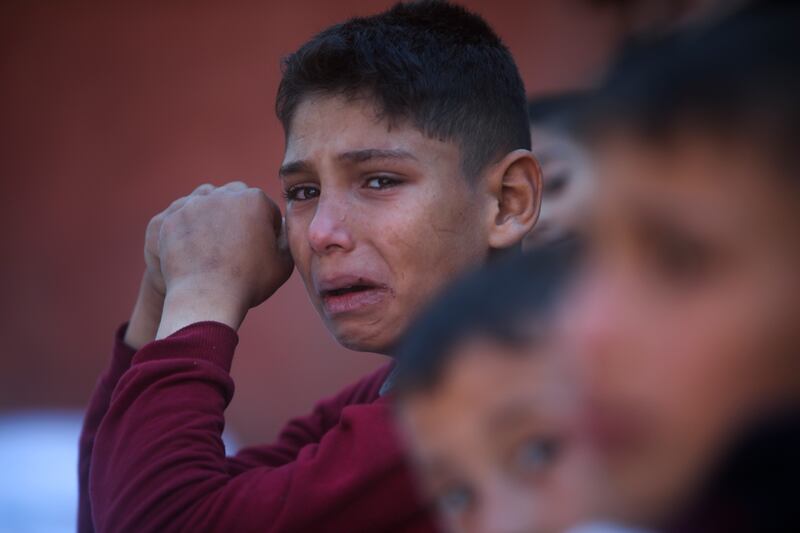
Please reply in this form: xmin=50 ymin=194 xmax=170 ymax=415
xmin=330 ymin=362 xmax=395 ymax=406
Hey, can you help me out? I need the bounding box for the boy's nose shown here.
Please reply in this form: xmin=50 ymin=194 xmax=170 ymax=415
xmin=307 ymin=194 xmax=355 ymax=255
xmin=560 ymin=268 xmax=630 ymax=390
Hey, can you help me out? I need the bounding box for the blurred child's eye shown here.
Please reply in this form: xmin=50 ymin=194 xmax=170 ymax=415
xmin=365 ymin=175 xmax=402 ymax=190
xmin=647 ymin=232 xmax=714 ymax=284
xmin=543 ymin=172 xmax=569 ymax=197
xmin=635 ymin=216 xmax=719 ymax=286
xmin=514 ymin=437 xmax=561 ymax=474
xmin=436 ymin=485 xmax=475 ymax=517
xmin=284 ymin=185 xmax=320 ymax=202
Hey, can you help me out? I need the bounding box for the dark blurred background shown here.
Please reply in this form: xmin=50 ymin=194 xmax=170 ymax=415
xmin=0 ymin=0 xmax=624 ymax=448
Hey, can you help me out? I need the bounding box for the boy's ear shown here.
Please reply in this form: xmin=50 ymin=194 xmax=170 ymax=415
xmin=484 ymin=149 xmax=542 ymax=249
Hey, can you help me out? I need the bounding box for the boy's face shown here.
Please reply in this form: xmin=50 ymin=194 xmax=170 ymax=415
xmin=562 ymin=130 xmax=800 ymax=525
xmin=281 ymin=95 xmax=491 ymax=353
xmin=399 ymin=336 xmax=595 ymax=533
xmin=523 ymin=126 xmax=594 ymax=249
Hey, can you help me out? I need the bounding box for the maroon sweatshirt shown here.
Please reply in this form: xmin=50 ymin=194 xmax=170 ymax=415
xmin=78 ymin=322 xmax=438 ymax=532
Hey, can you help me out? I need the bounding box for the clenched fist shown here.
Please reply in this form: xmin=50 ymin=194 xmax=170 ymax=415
xmin=126 ymin=182 xmax=293 ymax=347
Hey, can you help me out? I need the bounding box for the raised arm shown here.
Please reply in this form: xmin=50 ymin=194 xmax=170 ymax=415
xmin=83 ymin=181 xmax=292 ymax=531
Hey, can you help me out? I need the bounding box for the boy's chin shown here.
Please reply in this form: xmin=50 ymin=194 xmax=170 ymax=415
xmin=329 ymin=323 xmax=397 ymax=355
xmin=338 ymin=335 xmax=396 ymax=355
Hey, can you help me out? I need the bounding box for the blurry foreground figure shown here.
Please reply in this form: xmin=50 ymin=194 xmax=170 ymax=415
xmin=524 ymin=94 xmax=595 ymax=250
xmin=565 ymin=5 xmax=800 ymax=531
xmin=584 ymin=0 xmax=751 ymax=39
xmin=664 ymin=410 xmax=799 ymax=533
xmin=394 ymin=242 xmax=604 ymax=533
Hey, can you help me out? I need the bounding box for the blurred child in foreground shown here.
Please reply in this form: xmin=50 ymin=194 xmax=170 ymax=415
xmin=393 ymin=241 xmax=600 ymax=533
xmin=395 ymin=4 xmax=800 ymax=533
xmin=562 ymin=4 xmax=800 ymax=531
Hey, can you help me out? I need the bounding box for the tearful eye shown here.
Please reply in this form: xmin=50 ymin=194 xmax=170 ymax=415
xmin=514 ymin=437 xmax=561 ymax=474
xmin=365 ymin=176 xmax=401 ymax=190
xmin=285 ymin=185 xmax=320 ymax=201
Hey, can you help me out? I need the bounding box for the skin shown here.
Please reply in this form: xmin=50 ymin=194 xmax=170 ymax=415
xmin=125 ymin=93 xmax=541 ymax=356
xmin=523 ymin=126 xmax=594 ymax=250
xmin=560 ymin=129 xmax=800 ymax=527
xmin=399 ymin=336 xmax=597 ymax=533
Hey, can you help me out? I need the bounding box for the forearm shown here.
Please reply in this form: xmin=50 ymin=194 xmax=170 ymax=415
xmin=124 ymin=272 xmax=165 ymax=350
xmin=156 ymin=277 xmax=249 ymax=339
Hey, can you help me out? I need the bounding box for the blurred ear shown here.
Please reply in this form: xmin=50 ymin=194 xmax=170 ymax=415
xmin=483 ymin=149 xmax=542 ymax=249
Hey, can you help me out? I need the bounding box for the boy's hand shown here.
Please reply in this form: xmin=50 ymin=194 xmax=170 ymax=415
xmin=150 ymin=182 xmax=293 ymax=338
xmin=124 ymin=190 xmax=197 ymax=349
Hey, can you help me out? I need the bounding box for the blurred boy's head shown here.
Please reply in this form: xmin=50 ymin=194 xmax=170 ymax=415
xmin=565 ymin=6 xmax=800 ymax=527
xmin=394 ymin=242 xmax=594 ymax=533
xmin=524 ymin=94 xmax=595 ymax=249
xmin=584 ymin=0 xmax=751 ymax=38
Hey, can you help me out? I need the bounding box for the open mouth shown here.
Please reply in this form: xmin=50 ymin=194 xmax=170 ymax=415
xmin=322 ymin=284 xmax=375 ymax=297
xmin=319 ymin=280 xmax=390 ymax=316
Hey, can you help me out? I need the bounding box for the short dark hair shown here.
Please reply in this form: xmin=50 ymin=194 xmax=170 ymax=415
xmin=276 ymin=0 xmax=530 ymax=179
xmin=578 ymin=4 xmax=800 ymax=177
xmin=393 ymin=238 xmax=581 ymax=396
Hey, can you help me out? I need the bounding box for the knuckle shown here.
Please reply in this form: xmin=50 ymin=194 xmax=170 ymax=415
xmin=242 ymin=187 xmax=268 ymax=206
xmin=146 ymin=213 xmax=163 ymax=232
xmin=183 ymin=194 xmax=201 ymax=207
xmin=165 ymin=197 xmax=187 ymax=214
xmin=250 ymin=188 xmax=274 ymax=207
xmin=220 ymin=180 xmax=248 ymax=192
xmin=192 ymin=183 xmax=214 ymax=194
xmin=159 ymin=211 xmax=179 ymax=234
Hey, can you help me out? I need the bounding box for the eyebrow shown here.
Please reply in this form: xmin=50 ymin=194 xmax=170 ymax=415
xmin=338 ymin=148 xmax=418 ymax=164
xmin=278 ymin=159 xmax=313 ymax=178
xmin=279 ymin=149 xmax=418 ymax=178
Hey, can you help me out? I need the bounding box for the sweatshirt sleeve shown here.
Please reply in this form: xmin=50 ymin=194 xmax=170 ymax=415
xmin=78 ymin=324 xmax=137 ymax=533
xmin=225 ymin=360 xmax=391 ymax=474
xmin=88 ymin=323 xmax=435 ymax=533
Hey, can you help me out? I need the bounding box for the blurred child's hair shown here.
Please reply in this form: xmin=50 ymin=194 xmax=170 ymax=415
xmin=393 ymin=238 xmax=581 ymax=397
xmin=578 ymin=4 xmax=800 ymax=177
xmin=527 ymin=91 xmax=589 ymax=131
